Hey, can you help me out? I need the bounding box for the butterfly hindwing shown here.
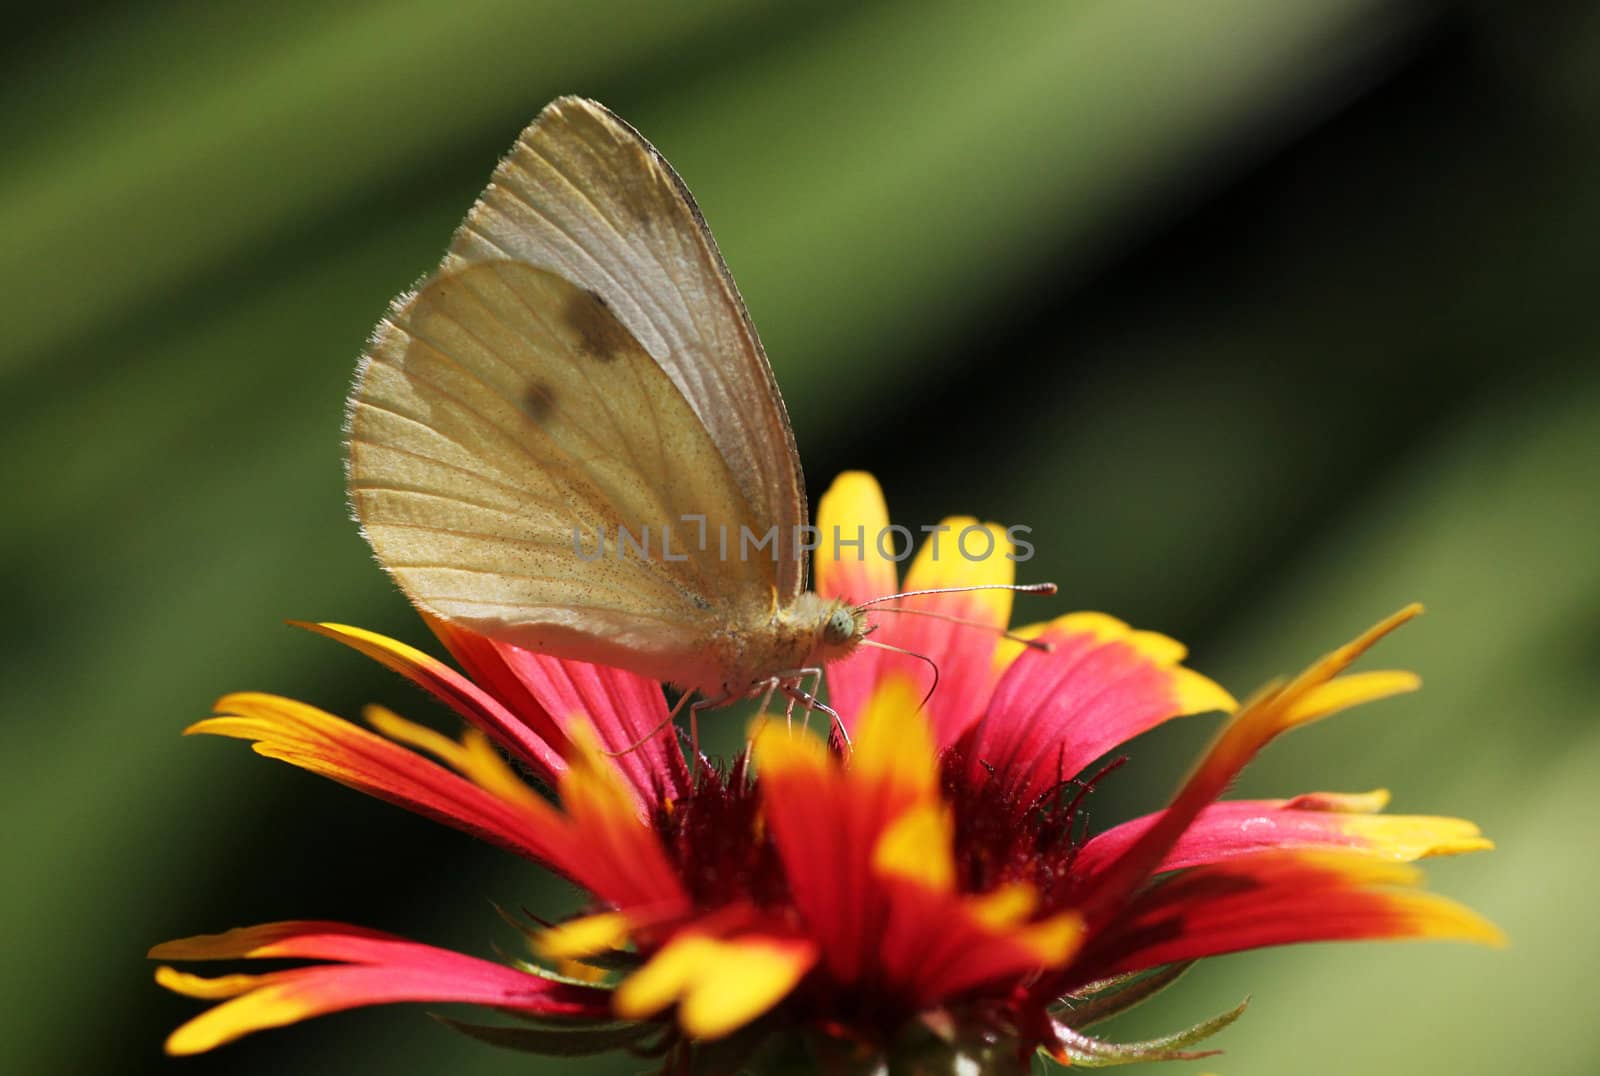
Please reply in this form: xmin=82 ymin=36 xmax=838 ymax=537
xmin=348 ymin=259 xmax=774 ymax=681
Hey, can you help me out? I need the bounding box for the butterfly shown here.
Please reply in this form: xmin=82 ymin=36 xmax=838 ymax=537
xmin=345 ymin=97 xmax=1048 ymax=740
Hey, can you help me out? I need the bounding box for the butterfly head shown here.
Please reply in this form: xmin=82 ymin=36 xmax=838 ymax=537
xmin=779 ymin=593 xmax=869 ymax=670
xmin=822 ymin=602 xmax=869 ymax=652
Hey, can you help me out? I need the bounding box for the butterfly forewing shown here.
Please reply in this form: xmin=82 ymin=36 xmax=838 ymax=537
xmin=442 ymin=96 xmax=808 ymax=601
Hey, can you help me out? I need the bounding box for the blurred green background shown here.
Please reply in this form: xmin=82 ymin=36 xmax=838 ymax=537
xmin=4 ymin=1 xmax=1595 ymax=1072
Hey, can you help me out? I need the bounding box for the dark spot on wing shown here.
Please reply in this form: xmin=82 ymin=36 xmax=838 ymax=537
xmin=522 ymin=380 xmax=557 ymax=421
xmin=563 ymin=288 xmax=635 ymax=362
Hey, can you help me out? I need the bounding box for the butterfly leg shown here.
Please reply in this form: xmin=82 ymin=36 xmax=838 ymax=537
xmin=795 ymin=668 xmax=825 ymax=733
xmin=764 ymin=667 xmax=820 ymax=730
xmin=752 ymin=677 xmax=782 ymax=721
xmin=777 ymin=675 xmax=850 ymax=753
xmin=686 ymin=693 xmax=733 ymax=778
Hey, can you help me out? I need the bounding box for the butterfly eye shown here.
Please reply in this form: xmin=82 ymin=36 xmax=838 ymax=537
xmin=824 ymin=608 xmax=857 ymax=645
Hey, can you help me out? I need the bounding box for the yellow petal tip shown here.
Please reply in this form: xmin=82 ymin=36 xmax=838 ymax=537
xmin=535 ymin=912 xmax=632 ymax=961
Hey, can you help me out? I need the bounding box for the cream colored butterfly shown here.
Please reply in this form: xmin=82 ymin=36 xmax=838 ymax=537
xmin=347 ymin=97 xmax=1044 ymax=735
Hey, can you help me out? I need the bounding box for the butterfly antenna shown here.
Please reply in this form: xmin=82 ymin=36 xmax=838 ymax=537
xmin=854 ymin=581 xmax=1057 ymax=609
xmin=865 ymin=605 xmax=1053 ymax=652
xmin=858 ymin=637 xmax=942 ymax=710
xmin=604 ymin=689 xmax=693 ymax=761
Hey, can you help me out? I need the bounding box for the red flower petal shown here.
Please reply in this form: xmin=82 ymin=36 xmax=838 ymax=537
xmin=1071 ymin=851 xmax=1505 ymax=983
xmin=857 ymin=518 xmax=1018 ymax=747
xmin=191 ymin=693 xmax=563 ymax=865
xmin=151 ymin=921 xmax=611 ymax=1055
xmin=872 ymin=873 xmax=1082 ymax=1008
xmin=754 ymin=680 xmax=938 ymax=985
xmin=814 ymin=474 xmax=1022 ymax=747
xmin=814 ymin=472 xmax=898 ymax=613
xmin=295 ymin=621 xmax=566 ymax=784
xmin=431 ymin=616 xmax=688 ymax=810
xmin=815 ymin=474 xmax=897 ymax=732
xmin=757 ymin=682 xmax=1082 ymax=1007
xmin=1074 ymin=796 xmax=1492 ymax=879
xmin=191 ymin=696 xmax=688 ymax=913
xmin=1075 ymin=607 xmax=1424 ymax=926
xmin=615 ymin=926 xmax=817 ymax=1039
xmin=960 ymin=614 xmax=1233 ymax=805
xmin=544 ymin=721 xmax=691 ymax=915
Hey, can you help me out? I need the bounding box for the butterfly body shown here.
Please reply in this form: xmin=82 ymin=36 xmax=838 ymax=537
xmin=692 ymin=591 xmax=866 ymax=701
xmin=346 ymin=98 xmax=868 ymax=708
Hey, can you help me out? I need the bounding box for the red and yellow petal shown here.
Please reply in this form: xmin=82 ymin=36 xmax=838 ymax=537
xmin=874 ymin=517 xmax=1018 ymax=747
xmin=754 ymin=712 xmax=869 ymax=984
xmin=1072 ymin=850 xmax=1505 ymax=983
xmin=190 ymin=693 xmax=564 ymax=864
xmin=151 ymin=922 xmax=611 ymax=1055
xmin=1076 ymin=606 xmax=1425 ymax=925
xmin=191 ymin=695 xmax=686 ymax=915
xmin=815 ymin=471 xmax=898 ymax=606
xmin=755 ymin=678 xmax=941 ymax=985
xmin=364 ymin=705 xmax=546 ymax=811
xmin=759 ymin=678 xmax=1085 ymax=1009
xmin=815 ymin=473 xmax=897 ymax=728
xmin=816 ymin=471 xmax=1028 ymax=746
xmin=430 ymin=616 xmax=689 ymax=810
xmin=872 ymin=878 xmax=1084 ymax=1008
xmin=848 ymin=677 xmax=943 ymax=799
xmin=873 ymin=802 xmax=956 ymax=891
xmin=1075 ymin=796 xmax=1492 ymax=879
xmin=534 ymin=911 xmax=636 ymax=962
xmin=871 ymin=801 xmax=1085 ymax=1006
xmin=295 ymin=621 xmax=566 ymax=784
xmin=614 ymin=929 xmax=817 ymax=1039
xmin=543 ymin=720 xmax=691 ymax=915
xmin=962 ymin=613 xmax=1234 ymax=806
